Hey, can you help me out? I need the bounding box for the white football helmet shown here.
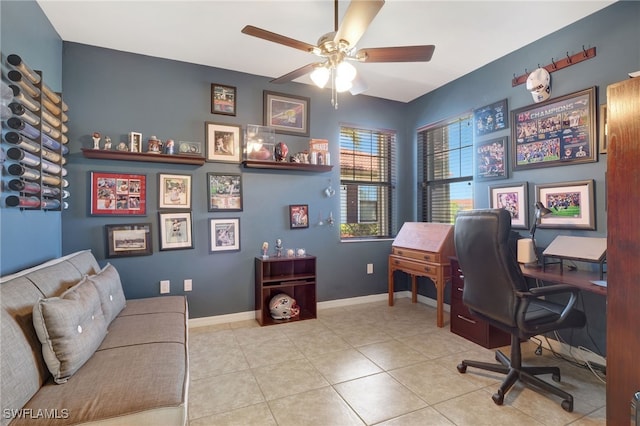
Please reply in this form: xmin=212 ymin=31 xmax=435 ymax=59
xmin=526 ymin=68 xmax=551 ymax=103
xmin=269 ymin=293 xmax=300 ymax=320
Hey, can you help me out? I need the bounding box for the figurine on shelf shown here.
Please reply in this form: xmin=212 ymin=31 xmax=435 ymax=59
xmin=165 ymin=139 xmax=175 ymax=155
xmin=261 ymin=241 xmax=269 ymax=258
xmin=147 ymin=136 xmax=161 ymax=154
xmin=103 ymin=136 xmax=112 ymax=150
xmin=92 ymin=132 xmax=101 ymax=149
xmin=275 ymin=142 xmax=288 ymax=162
xmin=116 ymin=142 xmax=128 ymax=151
xmin=275 ymin=238 xmax=283 ymax=257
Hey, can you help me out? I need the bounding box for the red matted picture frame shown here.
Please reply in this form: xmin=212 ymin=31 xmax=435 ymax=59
xmin=90 ymin=172 xmax=146 ymax=216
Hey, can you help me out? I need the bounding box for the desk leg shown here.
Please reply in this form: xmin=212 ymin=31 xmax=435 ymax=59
xmin=436 ymin=278 xmax=444 ymax=328
xmin=411 ymin=275 xmax=417 ymax=303
xmin=388 ymin=260 xmax=394 ymax=306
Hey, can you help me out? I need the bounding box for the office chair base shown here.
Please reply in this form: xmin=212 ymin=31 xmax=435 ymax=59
xmin=457 ymin=347 xmax=574 ymax=412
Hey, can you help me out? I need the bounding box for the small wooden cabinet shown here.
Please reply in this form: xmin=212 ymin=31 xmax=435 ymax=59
xmin=255 ymin=256 xmax=317 ymax=326
xmin=449 ymin=257 xmax=511 ymax=349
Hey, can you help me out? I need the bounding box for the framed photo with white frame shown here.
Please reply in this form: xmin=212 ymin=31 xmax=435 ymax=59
xmin=159 ymin=211 xmax=193 ymax=251
xmin=535 ymin=180 xmax=595 ymax=230
xmin=205 ymin=122 xmax=241 ymax=163
xmin=158 ymin=173 xmax=192 ymax=209
xmin=489 ymin=182 xmax=529 ymax=229
xmin=209 ymin=218 xmax=240 ymax=252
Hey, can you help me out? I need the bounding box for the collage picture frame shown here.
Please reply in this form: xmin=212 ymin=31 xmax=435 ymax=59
xmin=90 ymin=172 xmax=146 ymax=216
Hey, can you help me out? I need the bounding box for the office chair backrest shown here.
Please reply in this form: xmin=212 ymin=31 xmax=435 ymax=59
xmin=454 ymin=209 xmax=529 ymax=328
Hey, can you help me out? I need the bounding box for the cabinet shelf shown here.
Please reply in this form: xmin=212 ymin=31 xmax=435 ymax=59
xmin=242 ymin=160 xmax=332 ymax=172
xmin=81 ymin=148 xmax=205 ymax=165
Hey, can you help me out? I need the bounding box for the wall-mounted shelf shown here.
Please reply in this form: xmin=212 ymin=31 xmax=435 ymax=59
xmin=242 ymin=160 xmax=332 ymax=172
xmin=81 ymin=148 xmax=205 ymax=166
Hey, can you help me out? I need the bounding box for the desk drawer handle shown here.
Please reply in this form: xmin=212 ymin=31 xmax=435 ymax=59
xmin=394 ymin=260 xmax=400 ymax=265
xmin=456 ymin=287 xmax=464 ymax=292
xmin=457 ymin=315 xmax=477 ymax=324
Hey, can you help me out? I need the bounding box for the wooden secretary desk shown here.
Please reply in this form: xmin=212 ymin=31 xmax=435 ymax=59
xmin=388 ymin=222 xmax=455 ymax=327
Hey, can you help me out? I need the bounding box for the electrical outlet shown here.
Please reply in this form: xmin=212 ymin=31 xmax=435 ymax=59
xmin=184 ymin=279 xmax=192 ymax=292
xmin=160 ymin=280 xmax=170 ymax=294
xmin=367 ymin=263 xmax=374 ymax=274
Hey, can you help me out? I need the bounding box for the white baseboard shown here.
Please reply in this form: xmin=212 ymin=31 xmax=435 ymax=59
xmin=535 ymin=334 xmax=606 ymax=367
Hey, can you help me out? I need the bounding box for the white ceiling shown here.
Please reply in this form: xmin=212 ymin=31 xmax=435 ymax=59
xmin=37 ymin=0 xmax=614 ymax=103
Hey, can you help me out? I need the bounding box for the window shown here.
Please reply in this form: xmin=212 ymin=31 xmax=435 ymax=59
xmin=418 ymin=114 xmax=474 ymax=223
xmin=340 ymin=125 xmax=396 ymax=239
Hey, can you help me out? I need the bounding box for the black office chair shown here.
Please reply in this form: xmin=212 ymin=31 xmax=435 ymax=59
xmin=453 ymin=209 xmax=586 ymax=412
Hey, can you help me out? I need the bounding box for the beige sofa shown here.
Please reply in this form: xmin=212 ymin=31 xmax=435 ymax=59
xmin=0 ymin=250 xmax=189 ymax=425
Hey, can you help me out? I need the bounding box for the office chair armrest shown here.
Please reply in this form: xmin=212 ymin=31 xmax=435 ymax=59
xmin=525 ymin=284 xmax=581 ymax=297
xmin=516 ymin=284 xmax=581 ymax=333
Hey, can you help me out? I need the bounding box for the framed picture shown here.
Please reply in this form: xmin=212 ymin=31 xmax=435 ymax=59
xmin=475 ymin=136 xmax=508 ymax=181
xmin=177 ymin=140 xmax=203 ymax=156
xmin=207 ymin=172 xmax=242 ymax=212
xmin=205 ymin=122 xmax=241 ymax=163
xmin=105 ymin=223 xmax=152 ymax=258
xmin=289 ymin=204 xmax=309 ymax=229
xmin=211 ymin=83 xmax=236 ymax=116
xmin=209 ymin=218 xmax=240 ymax=252
xmin=128 ymin=132 xmax=142 ymax=153
xmin=599 ymin=104 xmax=607 ymax=154
xmin=535 ymin=180 xmax=595 ymax=230
xmin=158 ymin=173 xmax=192 ymax=209
xmin=511 ymin=86 xmax=596 ymax=171
xmin=473 ymin=98 xmax=508 ymax=137
xmin=158 ymin=211 xmax=193 ymax=251
xmin=263 ymin=91 xmax=310 ymax=136
xmin=90 ymin=172 xmax=146 ymax=216
xmin=489 ymin=182 xmax=529 ymax=229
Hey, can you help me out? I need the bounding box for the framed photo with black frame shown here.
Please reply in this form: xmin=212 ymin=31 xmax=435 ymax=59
xmin=205 ymin=122 xmax=241 ymax=163
xmin=473 ymin=98 xmax=508 ymax=137
xmin=90 ymin=172 xmax=146 ymax=216
xmin=511 ymin=86 xmax=597 ymax=171
xmin=475 ymin=136 xmax=509 ymax=181
xmin=105 ymin=223 xmax=152 ymax=258
xmin=263 ymin=91 xmax=310 ymax=136
xmin=158 ymin=211 xmax=194 ymax=251
xmin=289 ymin=204 xmax=309 ymax=229
xmin=488 ymin=182 xmax=529 ymax=229
xmin=211 ymin=83 xmax=236 ymax=116
xmin=209 ymin=218 xmax=240 ymax=252
xmin=207 ymin=172 xmax=243 ymax=212
xmin=535 ymin=179 xmax=595 ymax=230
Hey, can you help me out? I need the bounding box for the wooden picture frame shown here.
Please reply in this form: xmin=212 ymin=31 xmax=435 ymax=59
xmin=289 ymin=204 xmax=309 ymax=229
xmin=473 ymin=98 xmax=508 ymax=137
xmin=90 ymin=172 xmax=146 ymax=216
xmin=158 ymin=173 xmax=192 ymax=209
xmin=475 ymin=136 xmax=508 ymax=181
xmin=209 ymin=218 xmax=240 ymax=252
xmin=535 ymin=180 xmax=595 ymax=230
xmin=158 ymin=211 xmax=193 ymax=250
xmin=205 ymin=122 xmax=241 ymax=163
xmin=211 ymin=83 xmax=236 ymax=116
xmin=599 ymin=104 xmax=607 ymax=154
xmin=511 ymin=86 xmax=597 ymax=171
xmin=105 ymin=223 xmax=152 ymax=258
xmin=263 ymin=91 xmax=310 ymax=136
xmin=489 ymin=182 xmax=529 ymax=229
xmin=207 ymin=172 xmax=242 ymax=212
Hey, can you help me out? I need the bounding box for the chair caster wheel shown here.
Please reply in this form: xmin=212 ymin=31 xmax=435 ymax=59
xmin=457 ymin=363 xmax=467 ymax=374
xmin=552 ymin=373 xmax=561 ymax=382
xmin=561 ymin=399 xmax=573 ymax=412
xmin=492 ymin=390 xmax=504 ymax=406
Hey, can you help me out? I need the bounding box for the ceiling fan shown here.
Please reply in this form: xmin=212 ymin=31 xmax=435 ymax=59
xmin=241 ymin=0 xmax=435 ymax=108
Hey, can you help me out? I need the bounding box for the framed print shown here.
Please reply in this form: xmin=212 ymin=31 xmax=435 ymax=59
xmin=473 ymin=98 xmax=508 ymax=137
xmin=158 ymin=173 xmax=192 ymax=209
xmin=489 ymin=182 xmax=529 ymax=229
xmin=128 ymin=132 xmax=142 ymax=153
xmin=105 ymin=223 xmax=152 ymax=258
xmin=211 ymin=83 xmax=236 ymax=116
xmin=511 ymin=86 xmax=596 ymax=171
xmin=177 ymin=140 xmax=203 ymax=156
xmin=90 ymin=172 xmax=146 ymax=216
xmin=289 ymin=204 xmax=309 ymax=229
xmin=205 ymin=122 xmax=241 ymax=163
xmin=159 ymin=211 xmax=193 ymax=250
xmin=263 ymin=91 xmax=310 ymax=136
xmin=209 ymin=218 xmax=240 ymax=252
xmin=475 ymin=136 xmax=508 ymax=181
xmin=207 ymin=172 xmax=243 ymax=212
xmin=535 ymin=180 xmax=595 ymax=230
xmin=599 ymin=104 xmax=607 ymax=154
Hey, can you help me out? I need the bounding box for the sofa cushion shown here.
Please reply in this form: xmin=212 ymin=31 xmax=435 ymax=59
xmin=32 ymin=278 xmax=107 ymax=384
xmin=87 ymin=263 xmax=126 ymax=324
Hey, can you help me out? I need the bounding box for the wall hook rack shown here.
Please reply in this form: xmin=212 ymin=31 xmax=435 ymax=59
xmin=511 ymin=46 xmax=596 ymax=87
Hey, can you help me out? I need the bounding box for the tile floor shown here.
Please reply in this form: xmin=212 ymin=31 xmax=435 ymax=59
xmin=188 ymin=298 xmax=606 ymax=425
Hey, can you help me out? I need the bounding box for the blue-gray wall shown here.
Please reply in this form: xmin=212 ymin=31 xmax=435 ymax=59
xmin=1 ymin=0 xmax=63 ymax=273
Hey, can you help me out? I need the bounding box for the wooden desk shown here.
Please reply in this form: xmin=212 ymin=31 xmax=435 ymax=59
xmin=520 ymin=264 xmax=606 ymax=297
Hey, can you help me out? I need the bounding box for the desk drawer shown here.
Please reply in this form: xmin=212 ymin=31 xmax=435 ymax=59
xmin=389 ymin=255 xmax=437 ymax=277
xmin=392 ymin=247 xmax=441 ymax=263
xmin=449 ymin=258 xmax=464 ymax=301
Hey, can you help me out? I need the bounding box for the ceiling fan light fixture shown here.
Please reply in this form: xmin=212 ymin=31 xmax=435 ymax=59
xmin=336 ymin=61 xmax=357 ymax=82
xmin=335 ymin=75 xmax=353 ymax=93
xmin=310 ymin=65 xmax=330 ymax=88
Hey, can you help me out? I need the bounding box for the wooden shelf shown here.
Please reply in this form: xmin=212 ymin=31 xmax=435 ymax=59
xmin=81 ymin=148 xmax=205 ymax=165
xmin=242 ymin=160 xmax=332 ymax=172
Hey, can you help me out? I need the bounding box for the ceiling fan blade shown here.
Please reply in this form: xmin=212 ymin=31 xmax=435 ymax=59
xmin=242 ymin=25 xmax=316 ymax=53
xmin=333 ymin=0 xmax=384 ymax=47
xmin=270 ymin=63 xmax=320 ymax=84
xmin=349 ymin=74 xmax=368 ymax=95
xmin=356 ymin=45 xmax=435 ymax=62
